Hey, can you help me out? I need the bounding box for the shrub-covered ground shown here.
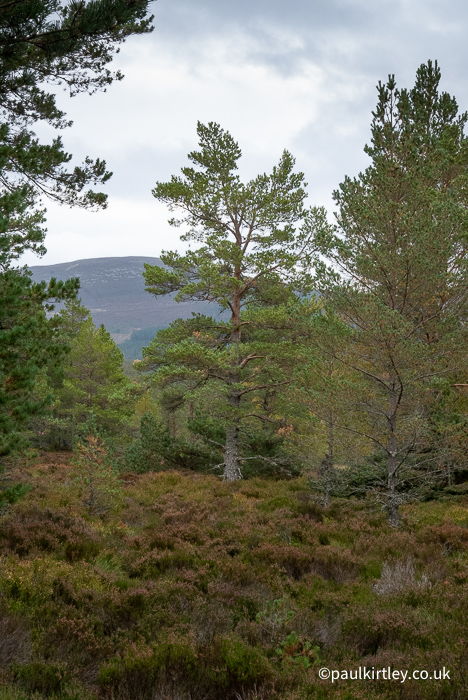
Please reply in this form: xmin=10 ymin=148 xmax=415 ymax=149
xmin=0 ymin=453 xmax=467 ymax=699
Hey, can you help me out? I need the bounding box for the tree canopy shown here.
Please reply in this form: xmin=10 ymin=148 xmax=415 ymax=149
xmin=142 ymin=121 xmax=328 ymax=480
xmin=317 ymin=60 xmax=468 ymax=525
xmin=0 ymin=0 xmax=154 ymax=265
xmin=0 ymin=0 xmax=154 ymax=454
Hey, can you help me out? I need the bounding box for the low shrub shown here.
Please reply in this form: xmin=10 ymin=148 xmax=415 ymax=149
xmin=0 ymin=507 xmax=101 ymax=560
xmin=1 ymin=455 xmax=468 ymax=699
xmin=0 ymin=610 xmax=31 ymax=668
xmin=373 ymin=557 xmax=431 ymax=595
xmin=0 ymin=483 xmax=32 ymax=509
xmin=13 ymin=660 xmax=70 ymax=696
xmin=98 ymin=637 xmax=199 ymax=699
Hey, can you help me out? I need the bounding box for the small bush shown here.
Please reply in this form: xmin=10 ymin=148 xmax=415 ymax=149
xmin=212 ymin=635 xmax=274 ymax=691
xmin=98 ymin=638 xmax=198 ymax=699
xmin=73 ymin=434 xmax=122 ymax=514
xmin=275 ymin=631 xmax=319 ymax=669
xmin=373 ymin=558 xmax=431 ymax=595
xmin=0 ymin=483 xmax=32 ymax=509
xmin=0 ymin=507 xmax=101 ymax=560
xmin=13 ymin=660 xmax=70 ymax=696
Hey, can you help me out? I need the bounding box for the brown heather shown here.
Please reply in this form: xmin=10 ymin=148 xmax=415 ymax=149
xmin=0 ymin=454 xmax=466 ymax=699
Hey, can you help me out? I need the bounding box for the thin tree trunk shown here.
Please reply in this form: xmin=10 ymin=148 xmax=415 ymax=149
xmin=223 ymin=285 xmax=242 ymax=482
xmin=189 ymin=402 xmax=194 ymax=443
xmin=224 ymin=422 xmax=241 ymax=481
xmin=320 ymin=413 xmax=335 ymax=507
xmin=387 ymin=389 xmax=401 ymax=528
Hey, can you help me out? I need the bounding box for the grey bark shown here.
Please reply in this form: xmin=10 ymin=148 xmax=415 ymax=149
xmin=223 ymin=284 xmax=243 ymax=482
xmin=387 ymin=387 xmax=401 ymax=528
xmin=320 ymin=414 xmax=335 ymax=507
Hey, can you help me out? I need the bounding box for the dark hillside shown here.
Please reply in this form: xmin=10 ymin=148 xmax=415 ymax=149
xmin=28 ymin=256 xmax=222 ymax=358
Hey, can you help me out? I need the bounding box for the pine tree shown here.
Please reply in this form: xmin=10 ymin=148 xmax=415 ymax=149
xmin=143 ymin=122 xmax=328 ymax=480
xmin=56 ymin=314 xmax=139 ymax=439
xmin=0 ymin=270 xmax=79 ymax=454
xmin=0 ymin=0 xmax=153 ymax=452
xmin=318 ymin=61 xmax=468 ymax=526
xmin=0 ymin=0 xmax=154 ymax=263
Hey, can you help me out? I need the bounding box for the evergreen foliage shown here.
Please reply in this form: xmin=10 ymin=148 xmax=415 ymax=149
xmin=0 ymin=0 xmax=154 ymax=264
xmin=55 ymin=309 xmax=140 ymax=439
xmin=317 ymin=61 xmax=468 ymax=525
xmin=142 ymin=121 xmax=329 ymax=481
xmin=0 ymin=269 xmax=79 ymax=455
xmin=0 ymin=0 xmax=154 ymax=454
xmin=125 ymin=411 xmax=218 ymax=474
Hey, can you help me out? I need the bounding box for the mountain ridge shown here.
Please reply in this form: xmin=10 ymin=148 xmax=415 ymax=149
xmin=28 ymin=256 xmax=220 ymax=359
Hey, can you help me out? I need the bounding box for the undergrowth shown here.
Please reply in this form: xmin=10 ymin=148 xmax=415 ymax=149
xmin=0 ymin=453 xmax=466 ymax=699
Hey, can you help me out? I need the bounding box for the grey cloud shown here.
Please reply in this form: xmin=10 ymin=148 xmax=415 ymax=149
xmin=21 ymin=0 xmax=468 ymax=266
xmin=149 ymin=0 xmax=468 ymax=91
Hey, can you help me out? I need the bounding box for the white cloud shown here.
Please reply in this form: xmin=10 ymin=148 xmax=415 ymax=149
xmin=19 ymin=0 xmax=468 ymax=268
xmin=20 ymin=198 xmax=174 ymax=267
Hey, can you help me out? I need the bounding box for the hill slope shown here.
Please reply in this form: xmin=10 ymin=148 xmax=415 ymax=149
xmin=28 ymin=256 xmax=221 ymax=358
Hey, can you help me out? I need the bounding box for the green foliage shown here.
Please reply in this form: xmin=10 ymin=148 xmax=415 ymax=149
xmin=316 ymin=61 xmax=468 ymax=525
xmin=13 ymin=660 xmax=70 ymax=696
xmin=0 ymin=483 xmax=32 ymax=508
xmin=54 ymin=310 xmax=140 ymax=441
xmin=0 ymin=269 xmax=79 ymax=455
xmin=0 ymin=0 xmax=154 ymax=230
xmin=125 ymin=411 xmax=217 ymax=473
xmin=0 ymin=1 xmax=154 ymax=457
xmin=255 ymin=597 xmax=295 ymax=643
xmin=73 ymin=433 xmax=122 ymax=514
xmin=275 ymin=631 xmax=319 ymax=670
xmin=218 ymin=635 xmax=273 ymax=687
xmin=142 ymin=122 xmax=329 ymax=480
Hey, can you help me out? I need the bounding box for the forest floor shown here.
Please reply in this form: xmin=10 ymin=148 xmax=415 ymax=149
xmin=0 ymin=452 xmax=467 ymax=700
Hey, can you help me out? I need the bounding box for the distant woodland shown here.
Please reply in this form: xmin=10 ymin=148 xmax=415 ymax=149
xmin=1 ymin=2 xmax=468 ymax=699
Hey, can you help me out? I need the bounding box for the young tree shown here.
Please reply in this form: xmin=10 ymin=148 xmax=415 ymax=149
xmin=318 ymin=61 xmax=468 ymax=526
xmin=0 ymin=270 xmax=78 ymax=455
xmin=143 ymin=122 xmax=328 ymax=480
xmin=56 ymin=312 xmax=140 ymax=439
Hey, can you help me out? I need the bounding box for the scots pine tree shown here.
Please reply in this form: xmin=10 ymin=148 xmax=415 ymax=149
xmin=0 ymin=0 xmax=153 ymax=452
xmin=0 ymin=0 xmax=154 ymax=262
xmin=318 ymin=61 xmax=468 ymax=526
xmin=0 ymin=270 xmax=79 ymax=454
xmin=56 ymin=314 xmax=139 ymax=439
xmin=143 ymin=122 xmax=328 ymax=480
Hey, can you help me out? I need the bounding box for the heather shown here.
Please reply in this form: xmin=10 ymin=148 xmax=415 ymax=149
xmin=0 ymin=453 xmax=466 ymax=699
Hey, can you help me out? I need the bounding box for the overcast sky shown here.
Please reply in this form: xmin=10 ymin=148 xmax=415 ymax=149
xmin=20 ymin=0 xmax=468 ymax=267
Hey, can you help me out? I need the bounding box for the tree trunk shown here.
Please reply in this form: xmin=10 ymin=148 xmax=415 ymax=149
xmin=387 ymin=389 xmax=401 ymax=528
xmin=387 ymin=490 xmax=400 ymax=528
xmin=223 ymin=285 xmax=243 ymax=482
xmin=320 ymin=413 xmax=335 ymax=507
xmin=224 ymin=423 xmax=241 ymax=481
